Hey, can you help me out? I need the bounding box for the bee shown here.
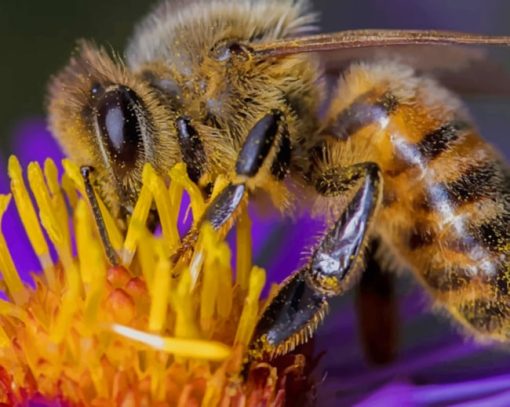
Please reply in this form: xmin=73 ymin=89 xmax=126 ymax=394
xmin=48 ymin=0 xmax=510 ymax=364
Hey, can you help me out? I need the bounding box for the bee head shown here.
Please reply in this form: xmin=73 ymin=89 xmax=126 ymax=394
xmin=47 ymin=43 xmax=180 ymax=216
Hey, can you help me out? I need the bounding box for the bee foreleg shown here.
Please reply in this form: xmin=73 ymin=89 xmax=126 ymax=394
xmin=172 ymin=110 xmax=285 ymax=265
xmin=248 ymin=162 xmax=382 ymax=358
xmin=201 ymin=110 xmax=287 ymax=227
xmin=175 ymin=116 xmax=207 ymax=185
xmin=235 ymin=109 xmax=285 ymax=178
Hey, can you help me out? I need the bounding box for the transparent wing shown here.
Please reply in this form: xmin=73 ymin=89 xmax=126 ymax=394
xmin=320 ymin=45 xmax=510 ymax=96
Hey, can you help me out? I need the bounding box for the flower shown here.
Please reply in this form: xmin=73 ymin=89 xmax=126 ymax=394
xmin=0 ymin=123 xmax=316 ymax=405
xmin=4 ymin=119 xmax=510 ymax=406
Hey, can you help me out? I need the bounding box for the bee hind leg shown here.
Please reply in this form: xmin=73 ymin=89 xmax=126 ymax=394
xmin=248 ymin=162 xmax=382 ymax=358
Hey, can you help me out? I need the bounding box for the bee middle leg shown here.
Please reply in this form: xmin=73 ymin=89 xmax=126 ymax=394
xmin=249 ymin=162 xmax=382 ymax=358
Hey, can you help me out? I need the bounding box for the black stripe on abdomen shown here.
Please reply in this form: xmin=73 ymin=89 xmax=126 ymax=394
xmin=416 ymin=121 xmax=469 ymax=161
xmin=416 ymin=161 xmax=501 ymax=211
xmin=328 ymin=92 xmax=398 ymax=140
xmin=439 ymin=162 xmax=499 ymax=205
xmin=389 ymin=120 xmax=471 ymax=178
xmin=471 ymin=213 xmax=510 ymax=253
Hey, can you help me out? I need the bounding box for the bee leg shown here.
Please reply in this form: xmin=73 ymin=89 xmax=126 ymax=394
xmin=81 ymin=166 xmax=120 ymax=266
xmin=172 ymin=182 xmax=248 ymax=264
xmin=175 ymin=116 xmax=207 ymax=185
xmin=172 ymin=110 xmax=285 ymax=264
xmin=356 ymin=239 xmax=398 ymax=365
xmin=198 ymin=109 xmax=285 ymax=229
xmin=249 ymin=162 xmax=382 ymax=358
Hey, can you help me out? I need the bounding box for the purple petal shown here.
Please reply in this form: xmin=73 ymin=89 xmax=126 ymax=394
xmin=250 ymin=208 xmax=324 ymax=292
xmin=27 ymin=395 xmax=66 ymax=406
xmin=3 ymin=118 xmax=63 ymax=283
xmin=10 ymin=118 xmax=64 ymax=169
xmin=455 ymin=389 xmax=510 ymax=407
xmin=355 ymin=380 xmax=414 ymax=407
xmin=414 ymin=373 xmax=510 ymax=405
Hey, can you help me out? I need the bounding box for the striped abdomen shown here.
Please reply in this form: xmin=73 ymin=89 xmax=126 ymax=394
xmin=325 ymin=62 xmax=510 ymax=340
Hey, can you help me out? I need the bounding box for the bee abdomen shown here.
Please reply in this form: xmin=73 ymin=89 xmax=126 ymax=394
xmin=324 ymin=61 xmax=510 ymax=342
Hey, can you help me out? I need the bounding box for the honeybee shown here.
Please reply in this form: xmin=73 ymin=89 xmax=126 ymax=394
xmin=48 ymin=0 xmax=510 ymax=364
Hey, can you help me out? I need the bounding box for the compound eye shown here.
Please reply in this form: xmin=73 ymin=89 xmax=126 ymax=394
xmin=96 ymin=86 xmax=145 ymax=176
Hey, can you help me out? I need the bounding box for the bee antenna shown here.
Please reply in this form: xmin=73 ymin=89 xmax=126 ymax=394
xmin=80 ymin=165 xmax=120 ymax=266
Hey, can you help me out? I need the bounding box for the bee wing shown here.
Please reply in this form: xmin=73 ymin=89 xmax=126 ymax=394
xmin=320 ymin=45 xmax=510 ymax=96
xmin=252 ymin=30 xmax=510 ymax=96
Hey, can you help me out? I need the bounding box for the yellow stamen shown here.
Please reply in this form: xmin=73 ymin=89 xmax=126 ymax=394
xmin=75 ymin=200 xmax=106 ymax=329
xmin=172 ymin=268 xmax=200 ymax=339
xmin=169 ymin=163 xmax=205 ymax=221
xmin=236 ymin=206 xmax=252 ymax=291
xmin=200 ymin=223 xmax=233 ymax=333
xmin=75 ymin=200 xmax=104 ymax=285
xmin=27 ymin=162 xmax=71 ymax=266
xmin=0 ymin=195 xmax=27 ymax=305
xmin=145 ymin=164 xmax=180 ymax=251
xmin=44 ymin=159 xmax=71 ymax=255
xmin=235 ymin=266 xmax=266 ymax=347
xmin=61 ymin=171 xmax=79 ymax=209
xmin=50 ymin=264 xmax=82 ymax=343
xmin=136 ymin=224 xmax=157 ymax=294
xmin=0 ymin=159 xmax=301 ymax=406
xmin=122 ymin=170 xmax=153 ymax=266
xmin=168 ymin=177 xmax=184 ymax=238
xmin=8 ymin=156 xmax=55 ymax=286
xmin=148 ymin=242 xmax=171 ymax=332
xmin=0 ymin=299 xmax=29 ymax=321
xmin=209 ymin=174 xmax=229 ymax=201
xmin=0 ymin=195 xmax=28 ymax=304
xmin=111 ymin=324 xmax=231 ymax=361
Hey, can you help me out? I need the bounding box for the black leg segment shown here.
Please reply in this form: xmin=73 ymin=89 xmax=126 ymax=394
xmin=200 ymin=183 xmax=246 ymax=230
xmin=176 ymin=117 xmax=206 ymax=184
xmin=236 ymin=110 xmax=283 ymax=177
xmin=200 ymin=110 xmax=286 ymax=230
xmin=249 ymin=162 xmax=382 ymax=358
xmin=172 ymin=110 xmax=286 ymax=265
xmin=250 ymin=272 xmax=328 ymax=358
xmin=308 ymin=162 xmax=382 ymax=296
